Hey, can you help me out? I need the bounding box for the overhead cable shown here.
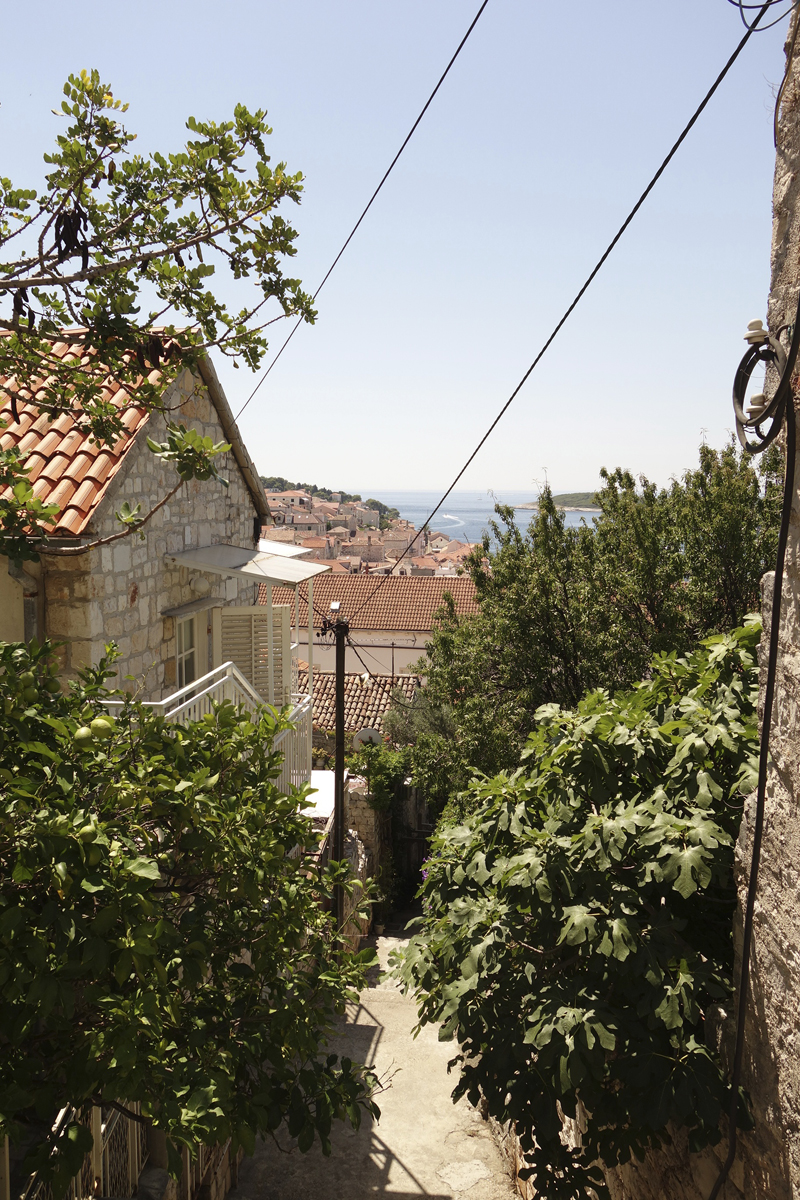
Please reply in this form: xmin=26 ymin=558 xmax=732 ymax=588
xmin=774 ymin=2 xmax=800 ymax=143
xmin=707 ymin=303 xmax=800 ymax=1199
xmin=729 ymin=0 xmax=798 ymax=31
xmin=346 ymin=0 xmax=777 ymax=622
xmin=234 ymin=0 xmax=490 ymax=422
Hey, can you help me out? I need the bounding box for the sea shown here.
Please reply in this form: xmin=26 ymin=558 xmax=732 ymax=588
xmin=359 ymin=490 xmax=598 ymax=546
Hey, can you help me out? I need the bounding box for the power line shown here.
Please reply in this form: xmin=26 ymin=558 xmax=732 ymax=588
xmin=774 ymin=2 xmax=800 ymax=143
xmin=347 ymin=0 xmax=777 ymax=623
xmin=729 ymin=0 xmax=798 ymax=31
xmin=234 ymin=0 xmax=490 ymax=422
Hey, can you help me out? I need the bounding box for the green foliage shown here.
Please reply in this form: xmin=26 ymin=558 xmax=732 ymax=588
xmin=549 ymin=493 xmax=598 ymax=508
xmin=389 ymin=441 xmax=780 ymax=816
xmin=146 ymin=425 xmax=231 ymax=486
xmin=0 ymin=446 xmax=61 ymax=563
xmin=347 ymin=742 xmax=410 ymax=812
xmin=0 ymin=68 xmax=315 ymax=558
xmin=0 ymin=641 xmax=378 ymax=1194
xmin=364 ymin=498 xmax=400 ymax=521
xmin=395 ymin=623 xmax=760 ymax=1197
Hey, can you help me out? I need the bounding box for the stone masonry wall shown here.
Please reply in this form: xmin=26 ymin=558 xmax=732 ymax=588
xmin=722 ymin=9 xmax=800 ymax=1196
xmin=42 ymin=368 xmax=258 ymax=698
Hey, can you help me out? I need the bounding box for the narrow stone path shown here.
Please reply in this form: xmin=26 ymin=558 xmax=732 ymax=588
xmin=229 ymin=930 xmax=517 ymax=1200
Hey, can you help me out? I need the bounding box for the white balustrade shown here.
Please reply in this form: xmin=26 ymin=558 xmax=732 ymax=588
xmin=104 ymin=662 xmax=312 ymax=791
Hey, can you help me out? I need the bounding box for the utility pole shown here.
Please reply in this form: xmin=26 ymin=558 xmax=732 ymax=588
xmin=328 ymin=603 xmax=348 ymax=930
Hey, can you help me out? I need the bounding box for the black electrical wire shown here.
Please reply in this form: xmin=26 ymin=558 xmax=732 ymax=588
xmin=707 ymin=295 xmax=800 ymax=1198
xmin=738 ymin=4 xmax=796 ymax=32
xmin=728 ymin=0 xmax=796 ymax=31
xmin=708 ymin=401 xmax=796 ymax=1196
xmin=346 ymin=637 xmax=381 ymax=679
xmin=348 ymin=0 xmax=776 ymax=622
xmin=234 ymin=0 xmax=490 ymax=423
xmin=774 ymin=4 xmax=800 ymax=144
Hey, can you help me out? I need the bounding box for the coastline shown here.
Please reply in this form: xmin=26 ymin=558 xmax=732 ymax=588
xmin=513 ymin=503 xmax=601 ymax=513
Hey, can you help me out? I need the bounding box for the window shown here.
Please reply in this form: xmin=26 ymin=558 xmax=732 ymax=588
xmin=176 ymin=615 xmax=197 ymax=689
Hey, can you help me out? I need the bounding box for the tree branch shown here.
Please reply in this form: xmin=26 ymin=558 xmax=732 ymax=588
xmin=43 ymin=479 xmax=183 ymax=556
xmin=1 ymin=199 xmax=278 ymax=291
xmin=91 ymin=1098 xmax=151 ymax=1126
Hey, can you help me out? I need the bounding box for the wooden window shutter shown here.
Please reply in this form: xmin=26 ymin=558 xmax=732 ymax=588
xmin=211 ymin=605 xmax=291 ymax=705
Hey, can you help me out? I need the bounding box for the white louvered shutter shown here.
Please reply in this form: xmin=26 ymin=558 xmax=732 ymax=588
xmin=211 ymin=605 xmax=291 ymax=705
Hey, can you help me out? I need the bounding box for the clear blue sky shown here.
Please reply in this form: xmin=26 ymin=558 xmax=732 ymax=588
xmin=0 ymin=2 xmax=791 ymax=494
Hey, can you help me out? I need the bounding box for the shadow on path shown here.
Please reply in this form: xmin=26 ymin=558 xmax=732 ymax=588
xmin=229 ymin=930 xmax=516 ymax=1200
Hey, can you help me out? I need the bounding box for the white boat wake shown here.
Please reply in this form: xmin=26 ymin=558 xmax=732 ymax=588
xmin=440 ymin=513 xmax=465 ymax=526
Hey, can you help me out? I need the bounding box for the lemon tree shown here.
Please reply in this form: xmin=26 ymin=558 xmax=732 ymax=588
xmin=0 ymin=640 xmax=376 ymax=1196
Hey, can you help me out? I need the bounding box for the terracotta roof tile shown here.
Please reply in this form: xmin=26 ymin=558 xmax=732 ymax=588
xmin=67 ymin=477 xmax=103 ymax=514
xmin=84 ymin=450 xmax=117 ymax=485
xmin=299 ymin=667 xmax=419 ymax=733
xmin=54 ymin=451 xmax=95 ymax=486
xmin=24 ymin=453 xmax=48 ymax=483
xmin=260 ymin=575 xmax=478 ymax=632
xmin=57 ymin=508 xmax=88 ymax=535
xmin=0 ymin=335 xmax=155 ymax=536
xmin=42 ymin=477 xmax=79 ymax=510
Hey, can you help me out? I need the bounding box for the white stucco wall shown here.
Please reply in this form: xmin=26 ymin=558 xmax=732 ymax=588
xmin=0 ymin=557 xmax=25 ymax=643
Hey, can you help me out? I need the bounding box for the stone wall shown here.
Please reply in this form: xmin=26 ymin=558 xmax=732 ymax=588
xmin=716 ymin=8 xmax=800 ymax=1196
xmin=42 ymin=368 xmax=258 ymax=698
xmin=341 ymin=825 xmax=371 ymax=951
xmin=346 ymin=775 xmax=387 ymax=873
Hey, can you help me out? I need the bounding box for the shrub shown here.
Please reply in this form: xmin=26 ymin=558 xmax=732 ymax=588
xmin=395 ymin=622 xmax=760 ymax=1197
xmin=0 ymin=641 xmax=376 ymax=1194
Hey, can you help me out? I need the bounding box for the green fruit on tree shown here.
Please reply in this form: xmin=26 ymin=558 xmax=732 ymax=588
xmin=44 ymin=678 xmax=61 ymax=694
xmin=19 ymin=671 xmax=35 ymax=687
xmin=22 ymin=687 xmax=38 ymax=704
xmin=90 ymin=717 xmax=113 ymax=740
xmin=86 ymin=845 xmax=103 ymax=867
xmin=74 ymin=727 xmax=94 ymax=748
xmin=78 ymin=823 xmax=96 ymax=842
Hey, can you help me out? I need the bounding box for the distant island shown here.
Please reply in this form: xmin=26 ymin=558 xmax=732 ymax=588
xmin=515 ymin=491 xmax=600 ymax=512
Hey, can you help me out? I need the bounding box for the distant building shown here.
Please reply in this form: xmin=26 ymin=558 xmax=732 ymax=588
xmin=269 ymin=489 xmax=313 ymax=510
xmin=298 ymin=664 xmax=419 ymax=733
xmin=349 ymin=534 xmax=385 ymax=563
xmin=261 ymin=575 xmax=479 ymax=674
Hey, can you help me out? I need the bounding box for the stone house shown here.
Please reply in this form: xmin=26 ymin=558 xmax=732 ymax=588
xmin=339 ymin=502 xmax=378 ymax=529
xmin=349 ymin=534 xmax=385 ymax=564
xmin=0 ymin=340 xmax=327 ymax=710
xmin=268 ymin=489 xmax=312 ymax=510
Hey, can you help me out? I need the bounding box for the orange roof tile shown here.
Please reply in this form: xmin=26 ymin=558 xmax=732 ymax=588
xmin=0 ymin=336 xmax=156 ymax=537
xmin=299 ymin=667 xmax=419 ymax=733
xmin=261 ymin=574 xmax=479 ymax=632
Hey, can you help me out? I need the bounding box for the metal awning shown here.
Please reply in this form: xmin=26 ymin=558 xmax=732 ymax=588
xmin=169 ymin=543 xmax=330 ymax=586
xmin=257 ymin=538 xmax=314 ymax=559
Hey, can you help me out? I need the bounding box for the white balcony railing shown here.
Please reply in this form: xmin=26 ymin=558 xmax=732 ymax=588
xmin=104 ymin=662 xmax=312 ymax=790
xmin=20 ymin=1102 xmax=149 ymax=1200
xmin=273 ymin=692 xmax=312 ymax=794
